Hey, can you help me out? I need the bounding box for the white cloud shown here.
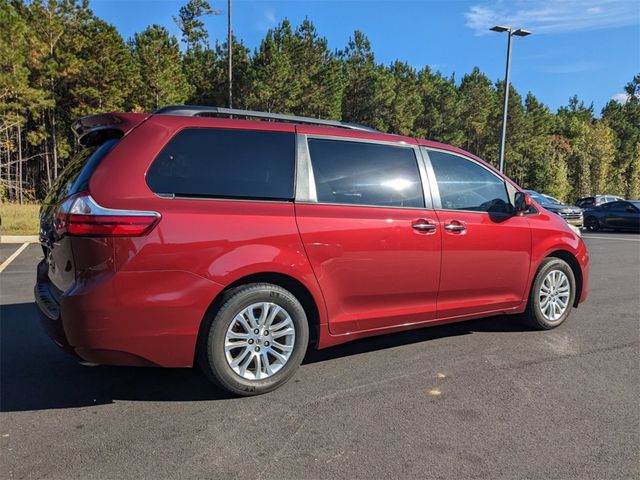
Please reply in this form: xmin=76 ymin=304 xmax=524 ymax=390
xmin=256 ymin=8 xmax=277 ymax=32
xmin=535 ymin=61 xmax=602 ymax=74
xmin=465 ymin=0 xmax=640 ymax=35
xmin=612 ymin=92 xmax=640 ymax=104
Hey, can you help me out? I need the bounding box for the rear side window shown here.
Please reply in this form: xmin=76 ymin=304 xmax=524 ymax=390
xmin=147 ymin=128 xmax=295 ymax=200
xmin=307 ymin=139 xmax=424 ymax=208
xmin=44 ymin=139 xmax=119 ymax=205
xmin=427 ymin=150 xmax=511 ymax=213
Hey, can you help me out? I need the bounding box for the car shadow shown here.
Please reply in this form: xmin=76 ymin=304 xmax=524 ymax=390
xmin=0 ymin=302 xmax=533 ymax=412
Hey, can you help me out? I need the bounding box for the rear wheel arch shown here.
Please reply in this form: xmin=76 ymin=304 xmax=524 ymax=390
xmin=195 ymin=272 xmax=321 ymax=365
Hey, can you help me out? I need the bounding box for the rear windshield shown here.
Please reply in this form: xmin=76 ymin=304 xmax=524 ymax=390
xmin=43 ymin=139 xmax=119 ymax=205
xmin=146 ymin=128 xmax=295 ymax=200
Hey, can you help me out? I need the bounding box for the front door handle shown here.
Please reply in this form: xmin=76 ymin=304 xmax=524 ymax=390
xmin=412 ymin=223 xmax=437 ymax=231
xmin=444 ymin=222 xmax=467 ymax=232
xmin=412 ymin=219 xmax=437 ymax=233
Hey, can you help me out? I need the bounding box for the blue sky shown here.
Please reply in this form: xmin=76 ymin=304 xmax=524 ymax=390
xmin=92 ymin=0 xmax=640 ymax=113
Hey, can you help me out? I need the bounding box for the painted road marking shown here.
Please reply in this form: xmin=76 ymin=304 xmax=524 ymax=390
xmin=582 ymin=235 xmax=640 ymax=243
xmin=0 ymin=243 xmax=30 ymax=273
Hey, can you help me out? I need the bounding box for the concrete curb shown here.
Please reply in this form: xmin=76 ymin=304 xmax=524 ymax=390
xmin=1 ymin=235 xmax=39 ymax=244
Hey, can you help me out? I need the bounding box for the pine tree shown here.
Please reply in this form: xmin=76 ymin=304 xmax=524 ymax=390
xmin=458 ymin=67 xmax=498 ymax=161
xmin=415 ymin=68 xmax=462 ymax=145
xmin=339 ymin=31 xmax=378 ymax=125
xmin=248 ymin=20 xmax=299 ymax=113
xmin=130 ymin=25 xmax=193 ymax=110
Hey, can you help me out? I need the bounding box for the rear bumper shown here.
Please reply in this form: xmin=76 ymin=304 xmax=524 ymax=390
xmin=34 ymin=260 xmax=224 ymax=367
xmin=34 ymin=282 xmax=78 ymax=357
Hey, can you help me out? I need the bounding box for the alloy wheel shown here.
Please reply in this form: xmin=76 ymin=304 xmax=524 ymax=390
xmin=224 ymin=302 xmax=296 ymax=380
xmin=538 ymin=270 xmax=571 ymax=322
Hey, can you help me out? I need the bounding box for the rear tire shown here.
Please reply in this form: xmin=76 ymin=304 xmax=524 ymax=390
xmin=585 ymin=216 xmax=599 ymax=231
xmin=198 ymin=283 xmax=309 ymax=396
xmin=522 ymin=258 xmax=576 ymax=330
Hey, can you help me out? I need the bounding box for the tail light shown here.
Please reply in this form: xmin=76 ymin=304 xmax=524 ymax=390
xmin=54 ymin=192 xmax=160 ymax=237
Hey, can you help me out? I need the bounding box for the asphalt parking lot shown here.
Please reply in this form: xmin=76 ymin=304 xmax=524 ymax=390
xmin=1 ymin=233 xmax=638 ymax=480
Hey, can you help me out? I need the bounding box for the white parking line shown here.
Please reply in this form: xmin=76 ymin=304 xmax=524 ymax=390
xmin=582 ymin=235 xmax=640 ymax=242
xmin=0 ymin=243 xmax=30 ymax=273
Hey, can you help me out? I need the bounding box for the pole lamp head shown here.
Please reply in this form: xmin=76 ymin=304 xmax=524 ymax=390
xmin=490 ymin=25 xmax=511 ymax=33
xmin=513 ymin=29 xmax=532 ymax=37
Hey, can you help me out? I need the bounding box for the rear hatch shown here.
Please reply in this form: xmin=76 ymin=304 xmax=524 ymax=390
xmin=39 ymin=113 xmax=149 ymax=293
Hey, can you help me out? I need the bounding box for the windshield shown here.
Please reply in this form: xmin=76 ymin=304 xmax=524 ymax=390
xmin=629 ymin=201 xmax=640 ymax=209
xmin=542 ymin=194 xmax=562 ymax=205
xmin=526 ymin=191 xmax=559 ymax=206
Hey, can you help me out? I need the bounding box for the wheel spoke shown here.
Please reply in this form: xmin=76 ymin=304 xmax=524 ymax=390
xmin=226 ymin=330 xmax=249 ymax=340
xmin=230 ymin=347 xmax=251 ymax=368
xmin=225 ymin=340 xmax=248 ymax=351
xmin=265 ymin=305 xmax=282 ymax=329
xmin=271 ymin=340 xmax=293 ymax=352
xmin=246 ymin=307 xmax=260 ymax=328
xmin=267 ymin=347 xmax=288 ymax=364
xmin=258 ymin=302 xmax=270 ymax=326
xmin=261 ymin=351 xmax=274 ymax=376
xmin=238 ymin=351 xmax=254 ymax=377
xmin=271 ymin=326 xmax=294 ymax=339
xmin=254 ymin=351 xmax=263 ymax=380
xmin=234 ymin=314 xmax=252 ymax=334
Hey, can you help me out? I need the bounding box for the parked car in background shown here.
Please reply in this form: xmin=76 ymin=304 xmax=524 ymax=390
xmin=35 ymin=106 xmax=589 ymax=396
xmin=576 ymin=195 xmax=624 ymax=209
xmin=525 ymin=190 xmax=583 ymax=227
xmin=584 ymin=200 xmax=640 ymax=232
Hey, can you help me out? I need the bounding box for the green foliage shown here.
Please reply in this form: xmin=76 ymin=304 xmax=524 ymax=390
xmin=174 ymin=0 xmax=219 ymax=51
xmin=129 ymin=25 xmax=192 ymax=110
xmin=1 ymin=0 xmax=638 ymax=204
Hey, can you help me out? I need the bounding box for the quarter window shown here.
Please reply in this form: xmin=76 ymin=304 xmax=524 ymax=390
xmin=147 ymin=128 xmax=295 ymax=200
xmin=427 ymin=150 xmax=511 ymax=213
xmin=307 ymin=138 xmax=424 ymax=208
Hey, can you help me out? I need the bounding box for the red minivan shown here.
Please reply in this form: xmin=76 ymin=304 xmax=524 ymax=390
xmin=35 ymin=106 xmax=589 ymax=395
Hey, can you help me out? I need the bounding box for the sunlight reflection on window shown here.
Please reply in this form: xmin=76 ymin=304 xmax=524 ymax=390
xmin=381 ymin=178 xmax=412 ymax=191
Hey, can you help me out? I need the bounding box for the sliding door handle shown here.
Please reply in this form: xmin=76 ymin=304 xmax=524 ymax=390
xmin=444 ymin=222 xmax=467 ymax=232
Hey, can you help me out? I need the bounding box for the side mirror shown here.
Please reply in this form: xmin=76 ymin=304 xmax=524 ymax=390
xmin=514 ymin=192 xmax=532 ymax=213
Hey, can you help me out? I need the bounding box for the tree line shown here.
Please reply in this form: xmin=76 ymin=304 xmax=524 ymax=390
xmin=1 ymin=0 xmax=639 ymax=203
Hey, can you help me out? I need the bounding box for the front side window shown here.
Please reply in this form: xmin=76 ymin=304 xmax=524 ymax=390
xmin=308 ymin=138 xmax=424 ymax=208
xmin=147 ymin=128 xmax=295 ymax=200
xmin=427 ymin=150 xmax=511 ymax=213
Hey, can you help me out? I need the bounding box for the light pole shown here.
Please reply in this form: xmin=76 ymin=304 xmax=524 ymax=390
xmin=490 ymin=25 xmax=531 ymax=173
xmin=228 ymin=0 xmax=233 ymax=109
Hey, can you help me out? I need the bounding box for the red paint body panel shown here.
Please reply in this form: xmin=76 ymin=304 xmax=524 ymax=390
xmin=295 ymin=203 xmax=441 ymax=335
xmin=35 ymin=113 xmax=589 ymax=366
xmin=435 ymin=211 xmax=531 ymax=318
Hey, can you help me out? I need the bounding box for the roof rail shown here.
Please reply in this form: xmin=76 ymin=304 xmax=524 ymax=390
xmin=154 ymin=105 xmax=378 ymax=133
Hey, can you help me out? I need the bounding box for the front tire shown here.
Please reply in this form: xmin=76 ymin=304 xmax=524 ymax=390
xmin=199 ymin=283 xmax=309 ymax=396
xmin=522 ymin=258 xmax=576 ymax=330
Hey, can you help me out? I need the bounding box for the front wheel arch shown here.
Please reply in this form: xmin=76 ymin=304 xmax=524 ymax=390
xmin=538 ymin=250 xmax=583 ymax=308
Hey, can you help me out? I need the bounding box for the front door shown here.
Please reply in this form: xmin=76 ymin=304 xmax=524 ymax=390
xmin=424 ymin=148 xmax=531 ymax=319
xmin=295 ymin=135 xmax=441 ymax=335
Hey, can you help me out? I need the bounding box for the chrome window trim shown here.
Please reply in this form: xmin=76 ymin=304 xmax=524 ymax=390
xmin=422 ymin=146 xmax=513 ymax=214
xmin=154 ymin=194 xmax=293 ymax=204
xmin=301 ymin=135 xmax=432 ymax=210
xmin=294 ymin=200 xmax=430 ymax=211
xmin=304 ymin=133 xmax=416 ymax=148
